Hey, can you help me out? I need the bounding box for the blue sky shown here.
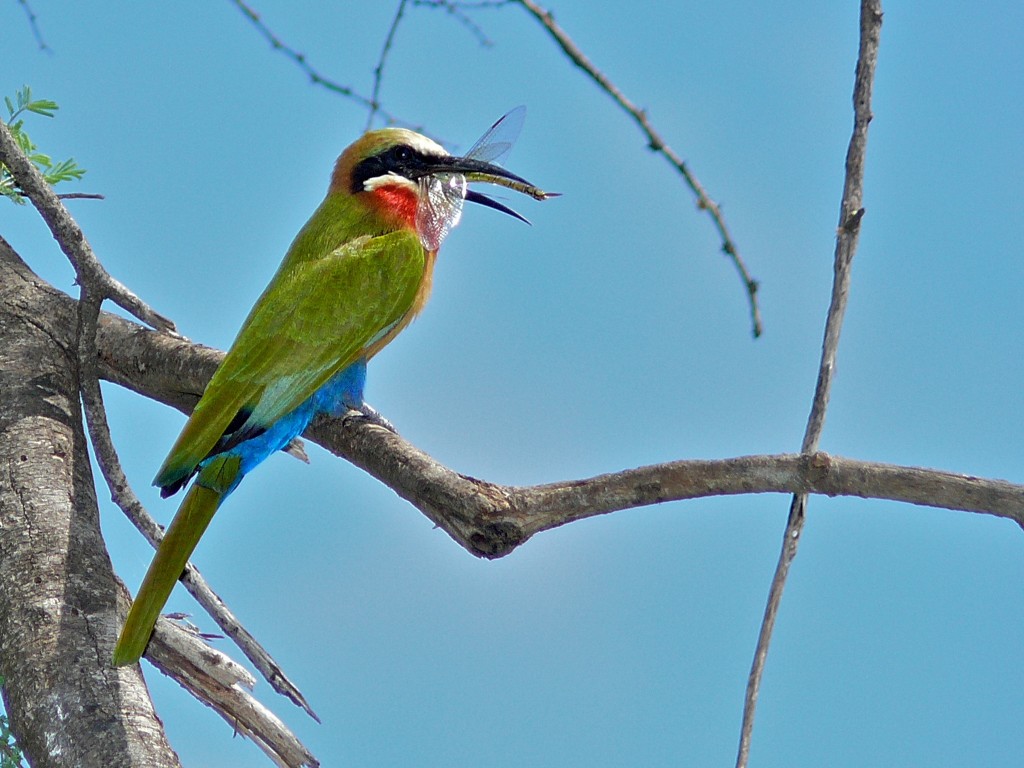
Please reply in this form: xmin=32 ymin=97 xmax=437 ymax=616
xmin=3 ymin=2 xmax=1023 ymax=765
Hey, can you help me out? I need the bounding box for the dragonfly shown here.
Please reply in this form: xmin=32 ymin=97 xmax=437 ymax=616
xmin=416 ymin=106 xmax=557 ymax=251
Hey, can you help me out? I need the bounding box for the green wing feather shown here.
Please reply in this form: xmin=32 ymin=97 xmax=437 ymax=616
xmin=155 ymin=225 xmax=425 ymax=492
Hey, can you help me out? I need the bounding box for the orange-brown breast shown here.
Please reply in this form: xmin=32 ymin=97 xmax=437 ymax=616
xmin=363 ymin=248 xmax=437 ymax=361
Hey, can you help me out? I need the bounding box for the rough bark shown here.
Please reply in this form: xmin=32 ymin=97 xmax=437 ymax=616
xmin=0 ymin=236 xmax=180 ymax=767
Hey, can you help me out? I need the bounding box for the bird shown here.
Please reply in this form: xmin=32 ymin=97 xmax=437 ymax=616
xmin=112 ymin=109 xmax=555 ymax=666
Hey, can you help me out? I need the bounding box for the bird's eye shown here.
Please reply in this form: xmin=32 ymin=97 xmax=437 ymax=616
xmin=392 ymin=146 xmax=413 ymax=163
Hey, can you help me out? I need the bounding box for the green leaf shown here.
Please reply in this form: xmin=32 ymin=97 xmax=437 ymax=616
xmin=12 ymin=130 xmax=34 ymax=155
xmin=28 ymin=152 xmax=53 ymax=169
xmin=0 ymin=682 xmax=25 ymax=768
xmin=2 ymin=88 xmax=88 ymax=206
xmin=26 ymin=99 xmax=58 ymax=118
xmin=0 ymin=190 xmax=27 ymax=205
xmin=1 ymin=88 xmax=90 ymax=204
xmin=5 ymin=87 xmax=59 ymax=123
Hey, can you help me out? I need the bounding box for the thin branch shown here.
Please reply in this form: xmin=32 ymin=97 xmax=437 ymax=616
xmin=230 ymin=0 xmax=404 ymax=126
xmin=412 ymin=0 xmax=501 ymax=46
xmin=416 ymin=0 xmax=510 ymax=7
xmin=172 ymin=567 xmax=322 ymax=723
xmin=511 ymin=453 xmax=1024 ymax=532
xmin=0 ymin=119 xmax=174 ymax=332
xmin=506 ymin=0 xmax=763 ymax=338
xmin=315 ymin=427 xmax=1024 ymax=551
xmin=736 ymin=4 xmax=883 ymax=767
xmin=366 ymin=0 xmax=410 ymax=131
xmin=16 ymin=0 xmax=49 ymax=51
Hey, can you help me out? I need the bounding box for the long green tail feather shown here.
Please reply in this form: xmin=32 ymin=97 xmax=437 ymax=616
xmin=112 ymin=479 xmax=226 ymax=666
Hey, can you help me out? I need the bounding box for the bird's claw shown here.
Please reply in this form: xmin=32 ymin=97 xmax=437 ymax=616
xmin=345 ymin=402 xmax=397 ymax=433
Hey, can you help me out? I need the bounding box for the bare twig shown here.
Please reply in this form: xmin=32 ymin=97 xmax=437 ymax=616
xmin=316 ymin=429 xmax=1024 ymax=551
xmin=230 ymin=0 xmax=404 ymax=126
xmin=0 ymin=120 xmax=174 ymax=332
xmin=171 ymin=567 xmax=322 ymax=722
xmin=415 ymin=0 xmax=510 ymax=7
xmin=16 ymin=0 xmax=49 ymax=51
xmin=505 ymin=0 xmax=763 ymax=337
xmin=736 ymin=4 xmax=883 ymax=767
xmin=412 ymin=0 xmax=501 ymax=46
xmin=56 ymin=192 xmax=105 ymax=200
xmin=366 ymin=0 xmax=411 ymax=131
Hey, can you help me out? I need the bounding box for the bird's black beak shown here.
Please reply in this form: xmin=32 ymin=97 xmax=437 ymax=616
xmin=420 ymin=155 xmax=558 ymax=224
xmin=464 ymin=189 xmax=531 ymax=224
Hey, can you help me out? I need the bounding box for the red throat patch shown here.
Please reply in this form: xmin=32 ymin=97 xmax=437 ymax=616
xmin=368 ymin=183 xmax=419 ymax=230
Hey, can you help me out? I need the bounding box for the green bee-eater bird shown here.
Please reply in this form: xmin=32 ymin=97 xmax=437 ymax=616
xmin=112 ymin=109 xmax=554 ymax=666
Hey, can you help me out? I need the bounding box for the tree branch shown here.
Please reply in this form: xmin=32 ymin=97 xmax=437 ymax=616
xmin=16 ymin=0 xmax=49 ymax=51
xmin=507 ymin=0 xmax=763 ymax=337
xmin=412 ymin=0 xmax=499 ymax=46
xmin=90 ymin=308 xmax=1024 ymax=557
xmin=365 ymin=0 xmax=410 ymax=131
xmin=0 ymin=234 xmax=180 ymax=767
xmin=737 ymin=4 xmax=883 ymax=766
xmin=238 ymin=0 xmax=762 ymax=336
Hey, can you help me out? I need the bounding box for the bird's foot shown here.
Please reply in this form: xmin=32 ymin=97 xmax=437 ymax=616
xmin=345 ymin=402 xmax=397 ymax=433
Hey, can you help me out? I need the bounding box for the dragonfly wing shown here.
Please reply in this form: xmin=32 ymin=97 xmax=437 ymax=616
xmin=464 ymin=105 xmax=525 ymax=164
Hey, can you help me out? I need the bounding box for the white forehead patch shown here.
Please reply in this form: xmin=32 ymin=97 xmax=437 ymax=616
xmin=363 ymin=172 xmax=418 ymax=193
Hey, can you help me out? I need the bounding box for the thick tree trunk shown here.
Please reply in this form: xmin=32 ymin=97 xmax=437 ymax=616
xmin=0 ymin=237 xmax=179 ymax=767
